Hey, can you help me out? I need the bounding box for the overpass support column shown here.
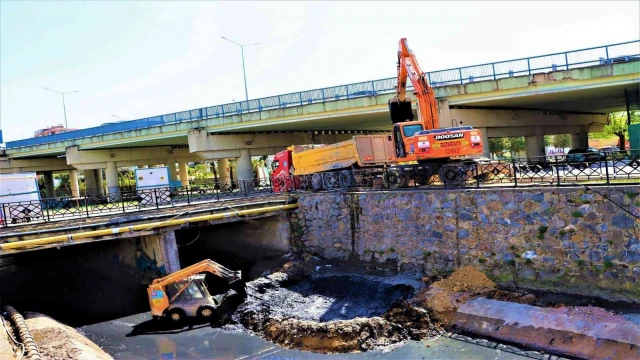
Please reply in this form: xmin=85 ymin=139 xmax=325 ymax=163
xmin=167 ymin=162 xmax=178 ymax=184
xmin=477 ymin=127 xmax=490 ymax=159
xmin=438 ymin=100 xmax=453 ymax=128
xmin=43 ymin=171 xmax=55 ymax=198
xmin=95 ymin=169 xmax=105 ymax=196
xmin=571 ymin=132 xmax=589 ymax=149
xmin=237 ymin=149 xmax=253 ymax=182
xmin=105 ymin=161 xmax=120 ymax=195
xmin=525 ymin=134 xmax=545 ymax=160
xmin=84 ymin=170 xmax=97 ymax=196
xmin=69 ymin=170 xmax=80 ymax=197
xmin=218 ymin=159 xmax=230 ymax=184
xmin=178 ymin=162 xmax=189 ymax=187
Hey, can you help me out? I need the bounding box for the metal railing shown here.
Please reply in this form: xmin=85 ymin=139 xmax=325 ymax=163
xmin=3 ymin=152 xmax=640 ymax=227
xmin=5 ymin=40 xmax=638 ymax=150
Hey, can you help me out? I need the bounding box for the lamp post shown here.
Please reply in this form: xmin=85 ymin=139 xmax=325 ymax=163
xmin=221 ymin=36 xmax=258 ymax=106
xmin=112 ymin=114 xmax=123 ymax=121
xmin=44 ymin=87 xmax=78 ymax=129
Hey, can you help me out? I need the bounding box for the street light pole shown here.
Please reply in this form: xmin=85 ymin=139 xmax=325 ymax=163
xmin=221 ymin=36 xmax=258 ymax=105
xmin=44 ymin=87 xmax=78 ymax=129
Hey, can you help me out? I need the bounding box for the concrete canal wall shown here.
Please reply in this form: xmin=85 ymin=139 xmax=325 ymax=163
xmin=292 ymin=186 xmax=640 ymax=303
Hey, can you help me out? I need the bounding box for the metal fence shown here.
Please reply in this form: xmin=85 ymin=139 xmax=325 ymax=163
xmin=6 ymin=40 xmax=638 ymax=150
xmin=3 ymin=152 xmax=640 ymax=227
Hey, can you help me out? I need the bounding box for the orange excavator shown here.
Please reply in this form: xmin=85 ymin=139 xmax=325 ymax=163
xmin=147 ymin=259 xmax=245 ymax=324
xmin=387 ymin=38 xmax=484 ymax=184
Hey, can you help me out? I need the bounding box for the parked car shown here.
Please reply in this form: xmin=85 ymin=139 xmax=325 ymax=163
xmin=599 ymin=146 xmax=619 ymax=156
xmin=565 ymin=148 xmax=605 ymax=166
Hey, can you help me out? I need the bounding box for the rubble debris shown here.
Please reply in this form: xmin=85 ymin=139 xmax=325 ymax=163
xmin=453 ymin=298 xmax=640 ymax=360
xmin=24 ymin=312 xmax=112 ymax=360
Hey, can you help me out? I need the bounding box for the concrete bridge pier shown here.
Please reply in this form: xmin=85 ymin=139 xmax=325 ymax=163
xmin=476 ymin=127 xmax=490 ymax=158
xmin=105 ymin=161 xmax=120 ymax=196
xmin=571 ymin=132 xmax=589 ymax=149
xmin=178 ymin=162 xmax=189 ymax=187
xmin=167 ymin=162 xmax=179 ymax=184
xmin=218 ymin=159 xmax=231 ymax=183
xmin=69 ymin=170 xmax=80 ymax=197
xmin=237 ymin=149 xmax=254 ymax=182
xmin=525 ymin=132 xmax=546 ymax=159
xmin=84 ymin=169 xmax=105 ymax=197
xmin=42 ymin=171 xmax=55 ymax=199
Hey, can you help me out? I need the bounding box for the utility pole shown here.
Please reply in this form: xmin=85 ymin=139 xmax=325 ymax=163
xmin=221 ymin=36 xmax=258 ymax=106
xmin=44 ymin=87 xmax=79 ymax=129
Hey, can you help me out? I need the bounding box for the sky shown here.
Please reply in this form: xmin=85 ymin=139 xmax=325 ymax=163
xmin=1 ymin=1 xmax=639 ymax=142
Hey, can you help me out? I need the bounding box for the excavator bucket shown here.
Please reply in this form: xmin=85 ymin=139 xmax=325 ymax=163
xmin=388 ymin=99 xmax=415 ymax=124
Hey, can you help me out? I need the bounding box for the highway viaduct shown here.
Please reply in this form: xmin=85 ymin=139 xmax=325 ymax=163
xmin=1 ymin=41 xmax=638 ymax=197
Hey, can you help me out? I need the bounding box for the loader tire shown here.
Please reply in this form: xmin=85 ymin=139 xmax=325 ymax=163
xmin=197 ymin=306 xmax=217 ymax=322
xmin=166 ymin=308 xmax=187 ymax=325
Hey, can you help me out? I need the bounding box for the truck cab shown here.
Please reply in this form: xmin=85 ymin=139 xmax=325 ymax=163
xmin=271 ymin=149 xmax=299 ymax=192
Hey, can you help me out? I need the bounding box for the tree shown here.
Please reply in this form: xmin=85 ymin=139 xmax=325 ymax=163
xmin=591 ymin=110 xmax=640 ymax=148
xmin=550 ymin=134 xmax=570 ymax=148
xmin=192 ymin=163 xmax=212 ymax=180
xmin=488 ymin=138 xmax=507 ymax=158
xmin=506 ymin=137 xmax=525 ymax=156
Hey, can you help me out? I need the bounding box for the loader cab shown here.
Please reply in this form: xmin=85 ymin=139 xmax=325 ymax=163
xmin=163 ymin=275 xmax=226 ymax=323
xmin=393 ymin=122 xmax=424 ymax=159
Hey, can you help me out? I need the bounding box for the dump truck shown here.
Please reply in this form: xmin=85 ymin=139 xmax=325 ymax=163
xmin=148 ymin=259 xmax=245 ymax=324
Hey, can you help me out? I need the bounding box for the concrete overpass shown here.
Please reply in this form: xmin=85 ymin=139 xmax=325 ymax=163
xmin=1 ymin=40 xmax=638 ymax=195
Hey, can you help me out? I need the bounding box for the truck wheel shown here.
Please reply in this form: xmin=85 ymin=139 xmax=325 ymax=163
xmin=439 ymin=164 xmax=465 ymax=187
xmin=339 ymin=170 xmax=354 ymax=188
xmin=385 ymin=169 xmax=401 ymax=189
xmin=414 ymin=166 xmax=432 ymax=186
xmin=311 ymin=174 xmax=323 ymax=191
xmin=166 ymin=308 xmax=186 ymax=325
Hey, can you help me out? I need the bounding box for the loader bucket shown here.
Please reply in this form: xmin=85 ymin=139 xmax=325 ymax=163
xmin=389 ymin=99 xmax=414 ymax=124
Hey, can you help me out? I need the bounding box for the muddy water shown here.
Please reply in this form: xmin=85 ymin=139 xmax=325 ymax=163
xmin=80 ymin=312 xmax=540 ymax=359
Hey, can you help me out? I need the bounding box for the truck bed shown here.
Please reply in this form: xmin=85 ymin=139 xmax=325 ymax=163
xmin=292 ymin=135 xmax=395 ymax=175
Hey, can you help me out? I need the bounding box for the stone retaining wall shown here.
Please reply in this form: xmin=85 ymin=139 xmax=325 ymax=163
xmin=292 ymin=186 xmax=640 ymax=303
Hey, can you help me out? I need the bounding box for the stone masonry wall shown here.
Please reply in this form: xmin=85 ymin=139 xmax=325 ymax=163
xmin=292 ymin=186 xmax=640 ymax=303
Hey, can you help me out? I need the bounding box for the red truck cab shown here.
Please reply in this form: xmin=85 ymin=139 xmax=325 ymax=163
xmin=271 ymin=149 xmax=299 ymax=192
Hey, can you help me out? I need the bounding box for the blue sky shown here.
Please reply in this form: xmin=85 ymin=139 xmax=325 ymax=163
xmin=1 ymin=1 xmax=639 ymax=141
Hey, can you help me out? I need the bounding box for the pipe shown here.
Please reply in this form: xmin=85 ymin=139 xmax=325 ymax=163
xmin=0 ymin=204 xmax=298 ymax=251
xmin=0 ymin=198 xmax=295 ymax=240
xmin=4 ymin=306 xmax=41 ymax=360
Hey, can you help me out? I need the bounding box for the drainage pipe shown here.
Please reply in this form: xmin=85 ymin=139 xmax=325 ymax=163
xmin=4 ymin=306 xmax=41 ymax=360
xmin=0 ymin=203 xmax=298 ymax=252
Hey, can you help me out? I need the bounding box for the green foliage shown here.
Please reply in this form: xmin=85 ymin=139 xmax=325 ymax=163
xmin=576 ymin=259 xmax=585 ymax=266
xmin=525 ymin=258 xmax=533 ymax=265
xmin=506 ymin=137 xmax=525 ymax=155
xmin=488 ymin=138 xmax=508 ymax=157
xmin=550 ymin=134 xmax=570 ymax=148
xmin=625 ymin=191 xmax=638 ymax=199
xmin=537 ymin=225 xmax=549 ymax=239
xmin=558 ymin=229 xmax=567 ymax=237
xmin=603 ymin=260 xmax=614 ymax=269
xmin=478 ymin=257 xmax=486 ymax=263
xmin=190 ymin=163 xmax=213 ymax=180
xmin=506 ymin=259 xmax=516 ymax=267
xmin=571 ymin=210 xmax=584 ymax=218
xmin=607 ymin=240 xmax=614 ymax=246
xmin=590 ymin=110 xmax=640 ymax=145
xmin=422 ymin=251 xmax=432 ymax=258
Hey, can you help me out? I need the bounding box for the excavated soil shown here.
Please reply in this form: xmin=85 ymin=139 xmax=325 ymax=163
xmin=24 ymin=312 xmax=112 ymax=360
xmin=0 ymin=317 xmax=16 ymax=360
xmin=231 ymin=263 xmax=442 ymax=353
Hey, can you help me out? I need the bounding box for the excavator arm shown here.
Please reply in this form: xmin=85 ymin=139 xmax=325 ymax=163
xmin=391 ymin=38 xmax=439 ymax=130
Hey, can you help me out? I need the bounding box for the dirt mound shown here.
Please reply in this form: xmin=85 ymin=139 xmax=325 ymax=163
xmin=263 ymin=317 xmax=407 ymax=353
xmin=432 ymin=266 xmax=497 ymax=292
xmin=24 ymin=312 xmax=112 ymax=360
xmin=383 ymin=300 xmax=443 ymax=340
xmin=414 ymin=266 xmax=497 ymax=325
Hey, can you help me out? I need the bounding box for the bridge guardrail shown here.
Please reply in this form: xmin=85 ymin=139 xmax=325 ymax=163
xmin=2 ymin=152 xmax=640 ymax=227
xmin=5 ymin=40 xmax=639 ymax=149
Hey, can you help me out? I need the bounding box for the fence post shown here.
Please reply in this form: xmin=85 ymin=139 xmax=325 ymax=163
xmin=527 ymin=59 xmax=531 ymax=75
xmin=44 ymin=200 xmax=51 ymax=222
xmin=371 ymin=81 xmax=375 ymax=93
xmin=85 ymin=195 xmax=90 ymax=218
xmin=491 ymin=63 xmax=496 ymax=80
xmin=604 ymin=154 xmax=610 ymax=184
xmin=186 ymin=186 xmax=191 ymax=205
xmin=299 ymin=92 xmax=303 ymax=106
xmin=216 ymin=184 xmax=220 ymax=202
xmin=154 ymin=189 xmax=159 ymax=209
xmin=511 ymin=158 xmax=518 ymax=187
xmin=555 ymin=156 xmax=561 ymax=186
xmin=565 ymin=52 xmax=569 ymax=70
xmin=605 ymin=46 xmax=609 ymax=62
xmin=244 ymin=180 xmax=248 ymax=197
xmin=121 ymin=192 xmax=126 ymax=214
xmin=476 ymin=162 xmax=481 ymax=188
xmin=458 ymin=68 xmax=463 ymax=84
xmin=1 ymin=204 xmax=7 ymax=227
